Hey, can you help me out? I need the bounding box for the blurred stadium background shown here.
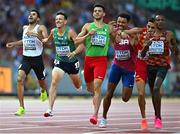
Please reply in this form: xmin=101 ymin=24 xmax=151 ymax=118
xmin=0 ymin=0 xmax=180 ymax=97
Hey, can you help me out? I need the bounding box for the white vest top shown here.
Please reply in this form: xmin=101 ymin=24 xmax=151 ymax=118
xmin=22 ymin=24 xmax=43 ymax=57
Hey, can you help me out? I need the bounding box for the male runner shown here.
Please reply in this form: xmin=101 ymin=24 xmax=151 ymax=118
xmin=6 ymin=9 xmax=48 ymax=116
xmin=76 ymin=4 xmax=111 ymax=125
xmin=141 ymin=14 xmax=180 ymax=129
xmin=43 ymin=12 xmax=83 ymax=117
xmin=99 ymin=13 xmax=136 ymax=128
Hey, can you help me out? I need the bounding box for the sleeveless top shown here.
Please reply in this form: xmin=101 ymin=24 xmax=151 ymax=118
xmin=53 ymin=27 xmax=77 ymax=63
xmin=85 ymin=22 xmax=110 ymax=56
xmin=147 ymin=31 xmax=170 ymax=68
xmin=22 ymin=24 xmax=43 ymax=57
xmin=113 ymin=35 xmax=136 ymax=72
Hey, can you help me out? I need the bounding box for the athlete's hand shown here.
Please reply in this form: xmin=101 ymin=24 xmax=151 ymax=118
xmin=67 ymin=51 xmax=76 ymax=59
xmin=26 ymin=31 xmax=35 ymax=36
xmin=88 ymin=29 xmax=97 ymax=36
xmin=6 ymin=43 xmax=14 ymax=48
xmin=42 ymin=38 xmax=48 ymax=43
xmin=108 ymin=20 xmax=116 ymax=26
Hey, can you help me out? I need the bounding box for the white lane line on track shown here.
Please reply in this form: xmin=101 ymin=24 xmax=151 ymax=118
xmin=0 ymin=120 xmax=179 ymax=126
xmin=0 ymin=111 xmax=179 ymax=115
xmin=0 ymin=115 xmax=180 ymax=120
xmin=0 ymin=124 xmax=180 ymax=132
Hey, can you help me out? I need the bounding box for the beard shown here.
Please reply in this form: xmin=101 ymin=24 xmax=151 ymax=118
xmin=93 ymin=16 xmax=102 ymax=20
xmin=29 ymin=20 xmax=36 ymax=24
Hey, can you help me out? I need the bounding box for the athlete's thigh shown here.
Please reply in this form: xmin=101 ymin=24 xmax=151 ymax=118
xmin=122 ymin=69 xmax=135 ymax=89
xmin=154 ymin=66 xmax=168 ymax=88
xmin=147 ymin=65 xmax=157 ymax=89
xmin=94 ymin=59 xmax=107 ymax=80
xmin=156 ymin=66 xmax=168 ymax=81
xmin=51 ymin=67 xmax=65 ymax=82
xmin=66 ymin=60 xmax=79 ymax=75
xmin=19 ymin=57 xmax=31 ymax=75
xmin=32 ymin=56 xmax=46 ymax=80
xmin=84 ymin=61 xmax=93 ymax=83
xmin=108 ymin=64 xmax=122 ymax=84
xmin=69 ymin=73 xmax=81 ymax=88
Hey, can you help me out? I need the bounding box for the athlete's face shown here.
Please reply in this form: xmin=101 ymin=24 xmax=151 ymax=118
xmin=55 ymin=14 xmax=67 ymax=28
xmin=117 ymin=17 xmax=128 ymax=30
xmin=155 ymin=15 xmax=165 ymax=30
xmin=146 ymin=22 xmax=156 ymax=33
xmin=93 ymin=7 xmax=105 ymax=20
xmin=28 ymin=11 xmax=39 ymax=24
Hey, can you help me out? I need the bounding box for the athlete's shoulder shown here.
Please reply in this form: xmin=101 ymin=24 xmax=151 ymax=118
xmin=23 ymin=25 xmax=28 ymax=30
xmin=39 ymin=24 xmax=47 ymax=29
xmin=84 ymin=23 xmax=91 ymax=28
xmin=52 ymin=27 xmax=57 ymax=32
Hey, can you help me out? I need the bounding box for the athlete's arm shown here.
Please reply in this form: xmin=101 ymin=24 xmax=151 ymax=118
xmin=168 ymin=31 xmax=180 ymax=63
xmin=140 ymin=40 xmax=152 ymax=57
xmin=67 ymin=29 xmax=84 ymax=59
xmin=109 ymin=21 xmax=117 ymax=44
xmin=75 ymin=23 xmax=97 ymax=44
xmin=124 ymin=27 xmax=143 ymax=35
xmin=42 ymin=29 xmax=54 ymax=44
xmin=26 ymin=25 xmax=48 ymax=41
xmin=39 ymin=25 xmax=48 ymax=39
xmin=6 ymin=40 xmax=23 ymax=48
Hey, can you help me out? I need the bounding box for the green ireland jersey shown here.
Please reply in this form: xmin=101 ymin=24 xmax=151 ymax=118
xmin=53 ymin=27 xmax=77 ymax=62
xmin=85 ymin=22 xmax=110 ymax=56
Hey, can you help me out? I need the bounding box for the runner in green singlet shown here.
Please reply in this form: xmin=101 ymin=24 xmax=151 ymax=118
xmin=42 ymin=12 xmax=84 ymax=117
xmin=75 ymin=4 xmax=112 ymax=125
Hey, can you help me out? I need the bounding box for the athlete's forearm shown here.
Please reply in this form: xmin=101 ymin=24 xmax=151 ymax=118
xmin=141 ymin=40 xmax=151 ymax=57
xmin=73 ymin=44 xmax=84 ymax=55
xmin=75 ymin=33 xmax=90 ymax=44
xmin=11 ymin=40 xmax=23 ymax=46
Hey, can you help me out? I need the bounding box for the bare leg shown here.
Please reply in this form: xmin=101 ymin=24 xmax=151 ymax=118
xmin=122 ymin=87 xmax=132 ymax=102
xmin=93 ymin=78 xmax=103 ymax=116
xmin=102 ymin=82 xmax=116 ymax=119
xmin=38 ymin=79 xmax=47 ymax=92
xmin=17 ymin=70 xmax=26 ymax=108
xmin=137 ymin=80 xmax=146 ymax=118
xmin=48 ymin=67 xmax=64 ymax=110
xmin=69 ymin=73 xmax=82 ymax=90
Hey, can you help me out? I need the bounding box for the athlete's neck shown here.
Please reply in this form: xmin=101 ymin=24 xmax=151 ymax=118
xmin=156 ymin=28 xmax=165 ymax=35
xmin=28 ymin=23 xmax=38 ymax=30
xmin=58 ymin=26 xmax=66 ymax=36
xmin=29 ymin=23 xmax=37 ymax=27
xmin=94 ymin=19 xmax=104 ymax=28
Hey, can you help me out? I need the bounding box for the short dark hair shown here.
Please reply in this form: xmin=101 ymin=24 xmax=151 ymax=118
xmin=118 ymin=13 xmax=131 ymax=22
xmin=148 ymin=17 xmax=155 ymax=23
xmin=31 ymin=9 xmax=40 ymax=18
xmin=56 ymin=12 xmax=68 ymax=20
xmin=93 ymin=4 xmax=105 ymax=11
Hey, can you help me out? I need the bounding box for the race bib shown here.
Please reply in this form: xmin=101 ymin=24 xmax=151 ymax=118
xmin=149 ymin=41 xmax=164 ymax=54
xmin=91 ymin=34 xmax=107 ymax=47
xmin=24 ymin=37 xmax=36 ymax=50
xmin=115 ymin=50 xmax=130 ymax=60
xmin=56 ymin=46 xmax=70 ymax=56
